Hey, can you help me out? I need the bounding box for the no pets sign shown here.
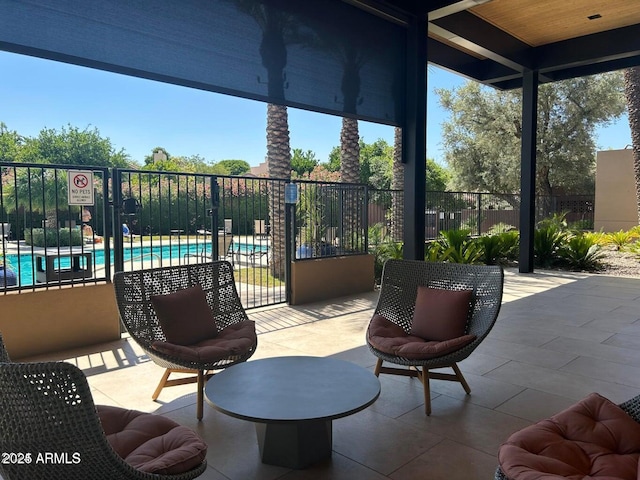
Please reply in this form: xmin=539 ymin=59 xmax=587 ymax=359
xmin=68 ymin=171 xmax=94 ymax=205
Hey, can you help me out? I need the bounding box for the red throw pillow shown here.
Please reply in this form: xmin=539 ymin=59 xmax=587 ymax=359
xmin=411 ymin=286 xmax=472 ymax=341
xmin=150 ymin=285 xmax=218 ymax=346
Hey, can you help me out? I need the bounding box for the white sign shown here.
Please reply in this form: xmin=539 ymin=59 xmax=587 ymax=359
xmin=67 ymin=171 xmax=94 ymax=205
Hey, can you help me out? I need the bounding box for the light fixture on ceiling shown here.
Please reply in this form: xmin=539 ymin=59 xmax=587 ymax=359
xmin=428 ymin=0 xmax=493 ymax=21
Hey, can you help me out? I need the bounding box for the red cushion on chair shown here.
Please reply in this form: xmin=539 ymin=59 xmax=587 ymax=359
xmin=150 ymin=285 xmax=218 ymax=345
xmin=368 ymin=314 xmax=476 ymax=359
xmin=411 ymin=287 xmax=472 ymax=341
xmin=97 ymin=405 xmax=207 ymax=475
xmin=152 ymin=320 xmax=257 ymax=362
xmin=498 ymin=393 xmax=640 ymax=480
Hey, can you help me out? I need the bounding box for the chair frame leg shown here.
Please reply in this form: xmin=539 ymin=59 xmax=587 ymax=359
xmin=374 ymin=360 xmax=471 ymax=415
xmin=152 ymin=368 xmax=211 ymax=420
xmin=197 ymin=370 xmax=204 ymax=421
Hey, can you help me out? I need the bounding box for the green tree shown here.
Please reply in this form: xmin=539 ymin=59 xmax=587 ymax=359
xmin=217 ymin=159 xmax=251 ymax=175
xmin=290 ymin=149 xmax=318 ymax=176
xmin=324 ymin=146 xmax=341 ymax=172
xmin=359 ymin=138 xmax=393 ymax=189
xmin=437 ymin=73 xmax=625 ymax=200
xmin=0 ymin=123 xmax=25 ymax=163
xmin=426 ymin=158 xmax=450 ymax=191
xmin=21 ymin=124 xmax=130 ymax=167
xmin=325 ymin=138 xmax=394 ymax=188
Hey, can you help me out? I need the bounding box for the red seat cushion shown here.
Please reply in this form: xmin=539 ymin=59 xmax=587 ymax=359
xmin=97 ymin=405 xmax=207 ymax=475
xmin=367 ymin=314 xmax=476 ymax=360
xmin=150 ymin=285 xmax=219 ymax=345
xmin=151 ymin=320 xmax=256 ymax=363
xmin=498 ymin=392 xmax=640 ymax=480
xmin=411 ymin=286 xmax=472 ymax=341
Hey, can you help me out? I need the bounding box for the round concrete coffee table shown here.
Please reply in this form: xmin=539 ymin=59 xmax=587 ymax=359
xmin=204 ymin=356 xmax=380 ymax=469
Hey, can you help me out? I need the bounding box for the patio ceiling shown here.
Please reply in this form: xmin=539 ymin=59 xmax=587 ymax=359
xmin=374 ymin=0 xmax=640 ymax=89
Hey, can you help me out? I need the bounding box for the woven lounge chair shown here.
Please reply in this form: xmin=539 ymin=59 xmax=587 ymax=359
xmin=366 ymin=259 xmax=503 ymax=415
xmin=0 ymin=332 xmax=10 ymax=363
xmin=113 ymin=261 xmax=257 ymax=420
xmin=0 ymin=359 xmax=207 ymax=480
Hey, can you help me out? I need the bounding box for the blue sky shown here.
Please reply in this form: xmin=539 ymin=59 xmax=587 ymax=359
xmin=0 ymin=50 xmax=632 ymax=168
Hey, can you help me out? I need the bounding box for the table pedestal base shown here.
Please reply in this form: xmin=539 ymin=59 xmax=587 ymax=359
xmin=255 ymin=420 xmax=332 ymax=469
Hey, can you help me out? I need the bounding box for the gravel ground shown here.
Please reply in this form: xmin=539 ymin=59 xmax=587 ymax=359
xmin=598 ymin=247 xmax=640 ymax=277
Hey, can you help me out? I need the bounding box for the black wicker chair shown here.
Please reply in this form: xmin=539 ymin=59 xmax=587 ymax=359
xmin=0 ymin=331 xmax=10 ymax=363
xmin=113 ymin=261 xmax=257 ymax=420
xmin=495 ymin=394 xmax=640 ymax=479
xmin=0 ymin=360 xmax=207 ymax=480
xmin=366 ymin=259 xmax=504 ymax=415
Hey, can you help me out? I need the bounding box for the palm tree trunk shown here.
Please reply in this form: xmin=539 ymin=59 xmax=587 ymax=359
xmin=267 ymin=103 xmax=291 ymax=279
xmin=340 ymin=118 xmax=360 ymax=183
xmin=623 ymin=66 xmax=640 ymax=223
xmin=340 ymin=117 xmax=360 ymax=250
xmin=391 ymin=126 xmax=404 ymax=242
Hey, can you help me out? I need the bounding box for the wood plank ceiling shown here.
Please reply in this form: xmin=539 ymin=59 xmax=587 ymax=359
xmin=380 ymin=0 xmax=640 ymax=89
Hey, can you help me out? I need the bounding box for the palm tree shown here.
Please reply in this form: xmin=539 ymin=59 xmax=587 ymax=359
xmin=340 ymin=118 xmax=360 ymax=183
xmin=266 ymin=103 xmax=290 ymax=278
xmin=391 ymin=126 xmax=404 ymax=241
xmin=623 ymin=66 xmax=640 ymax=223
xmin=232 ymin=1 xmax=299 ymax=278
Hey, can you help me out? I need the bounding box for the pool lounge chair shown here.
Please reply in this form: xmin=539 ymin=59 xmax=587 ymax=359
xmin=202 ymin=233 xmax=234 ymax=264
xmin=1 ymin=223 xmax=10 ymax=244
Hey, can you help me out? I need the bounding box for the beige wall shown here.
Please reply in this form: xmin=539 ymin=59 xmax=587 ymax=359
xmin=291 ymin=255 xmax=374 ymax=305
xmin=0 ymin=283 xmax=121 ymax=360
xmin=594 ymin=149 xmax=638 ymax=232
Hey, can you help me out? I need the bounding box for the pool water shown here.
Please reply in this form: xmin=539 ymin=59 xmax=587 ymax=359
xmin=4 ymin=241 xmax=267 ymax=286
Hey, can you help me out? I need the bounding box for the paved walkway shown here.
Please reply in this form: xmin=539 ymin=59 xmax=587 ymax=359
xmin=14 ymin=267 xmax=640 ymax=479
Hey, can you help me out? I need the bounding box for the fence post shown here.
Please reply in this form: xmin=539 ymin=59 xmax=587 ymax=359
xmin=210 ymin=176 xmax=219 ymax=260
xmin=477 ymin=193 xmax=482 ymax=236
xmin=112 ymin=168 xmax=124 ymax=274
xmin=102 ymin=168 xmax=111 ymax=281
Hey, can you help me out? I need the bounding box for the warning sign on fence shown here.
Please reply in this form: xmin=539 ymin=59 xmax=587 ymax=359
xmin=68 ymin=170 xmax=94 ymax=205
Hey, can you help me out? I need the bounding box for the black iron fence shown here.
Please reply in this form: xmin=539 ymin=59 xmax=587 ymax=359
xmin=0 ymin=161 xmax=595 ymax=299
xmin=0 ymin=163 xmax=370 ymax=309
xmin=368 ymin=189 xmax=594 ymax=241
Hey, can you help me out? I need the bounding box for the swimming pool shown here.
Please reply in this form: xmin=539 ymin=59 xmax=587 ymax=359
xmin=4 ymin=241 xmax=268 ymax=286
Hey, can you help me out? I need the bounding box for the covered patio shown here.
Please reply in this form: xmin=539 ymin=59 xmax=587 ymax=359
xmin=14 ymin=269 xmax=640 ymax=479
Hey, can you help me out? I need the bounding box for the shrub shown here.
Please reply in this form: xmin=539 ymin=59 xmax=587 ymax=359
xmin=534 ymin=225 xmax=567 ymax=268
xmin=436 ymin=229 xmax=482 ymax=264
xmin=487 ymin=223 xmax=516 ymax=235
xmin=537 ymin=212 xmax=569 ymax=231
xmin=558 ymin=234 xmax=604 ymax=271
xmin=605 ymin=229 xmax=637 ymax=250
xmin=568 ymin=219 xmax=593 ymax=231
xmin=498 ymin=230 xmax=520 ymax=261
xmin=582 ymin=231 xmax=608 ymax=246
xmin=370 ymin=241 xmax=403 ymax=284
xmin=425 ymin=241 xmax=444 ymax=262
xmin=24 ymin=228 xmax=83 ymax=247
xmin=477 ymin=235 xmax=504 ymax=265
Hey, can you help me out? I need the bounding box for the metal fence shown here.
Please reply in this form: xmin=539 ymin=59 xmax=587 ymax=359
xmin=0 ymin=163 xmax=370 ymax=309
xmin=0 ymin=162 xmax=110 ymax=292
xmin=293 ymin=180 xmax=368 ymax=259
xmin=0 ymin=161 xmax=595 ymax=299
xmin=368 ymin=190 xmax=594 ymax=240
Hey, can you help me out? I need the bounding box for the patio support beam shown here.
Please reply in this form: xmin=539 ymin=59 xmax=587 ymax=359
xmin=518 ymin=69 xmax=538 ymax=273
xmin=402 ymin=12 xmax=427 ymax=260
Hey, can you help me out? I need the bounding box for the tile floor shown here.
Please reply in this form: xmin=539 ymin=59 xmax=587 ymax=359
xmin=14 ymin=268 xmax=640 ymax=479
